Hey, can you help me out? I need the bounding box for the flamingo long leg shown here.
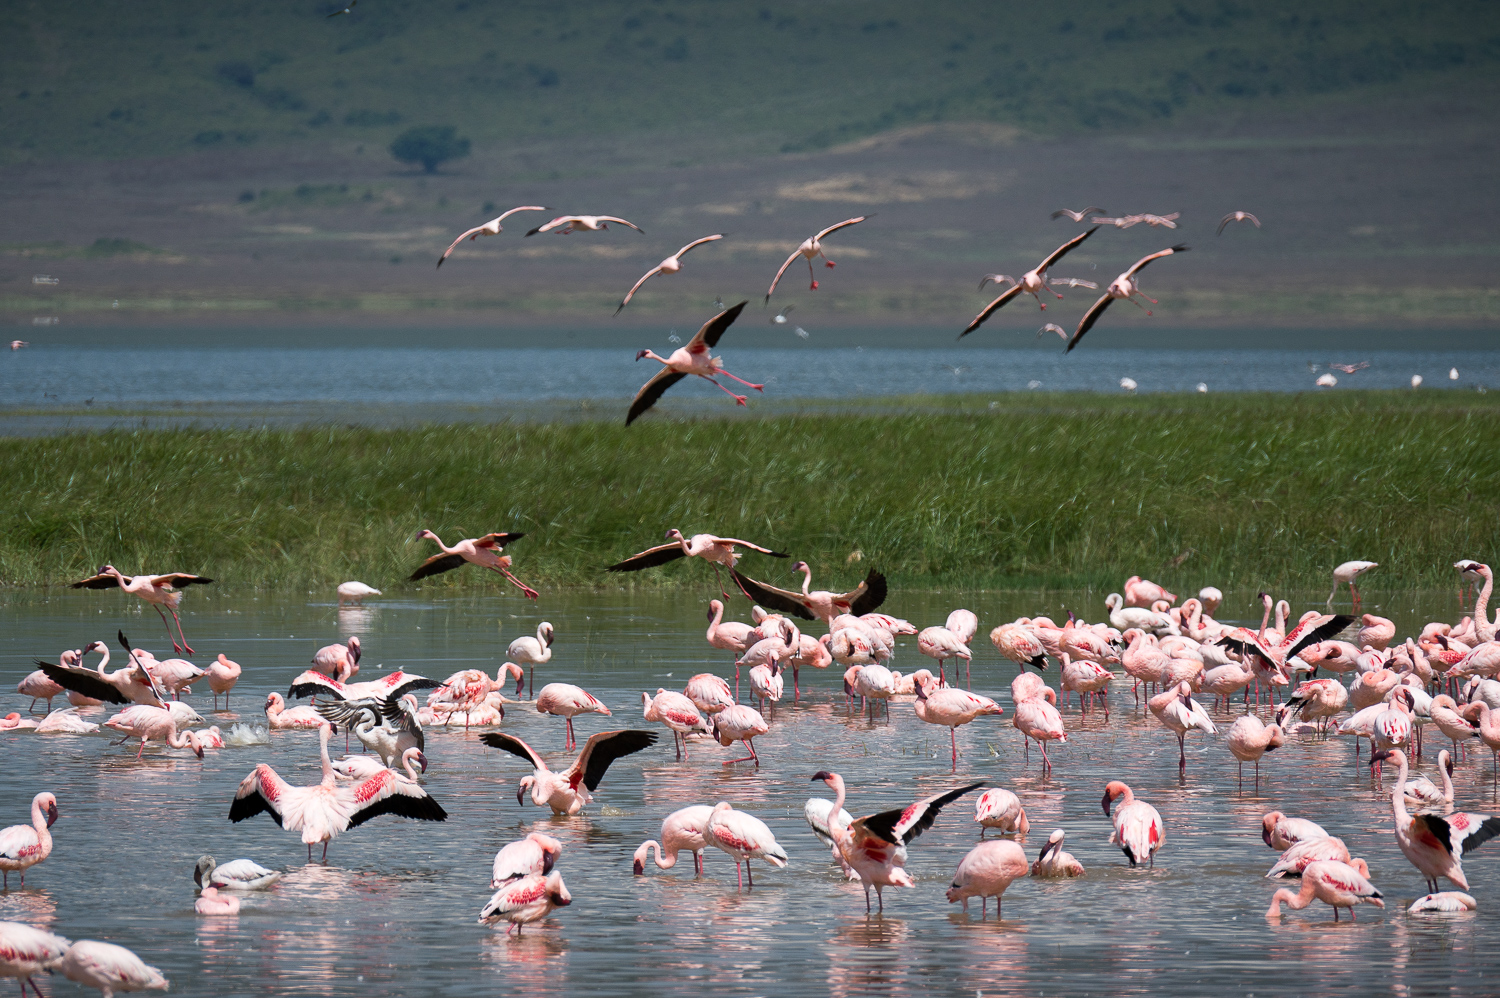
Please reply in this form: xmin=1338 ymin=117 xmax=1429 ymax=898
xmin=716 ymin=368 xmax=764 ymax=391
xmin=169 ymin=607 xmax=193 ymax=655
xmin=501 ymin=568 xmax=540 ymax=600
xmin=697 ymin=376 xmax=747 ymax=405
xmin=153 ymin=605 xmax=182 ymax=654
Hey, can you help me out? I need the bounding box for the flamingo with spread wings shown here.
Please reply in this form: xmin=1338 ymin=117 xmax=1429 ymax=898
xmin=764 ymin=216 xmax=870 ymax=301
xmin=525 ymin=214 xmax=644 ymax=236
xmin=1066 ymin=245 xmax=1189 ymax=353
xmin=607 ymin=528 xmax=788 ymax=594
xmin=435 ymin=206 xmax=549 ymax=267
xmin=70 ymin=565 xmax=213 ymax=655
xmin=960 ymin=227 xmax=1098 ymax=338
xmin=615 ymin=234 xmax=725 ymax=314
xmin=408 ymin=530 xmax=537 ymax=599
xmin=628 ymin=302 xmax=763 ymax=424
xmin=481 ymin=729 xmax=657 ymax=815
xmin=731 ymin=562 xmax=886 ymax=625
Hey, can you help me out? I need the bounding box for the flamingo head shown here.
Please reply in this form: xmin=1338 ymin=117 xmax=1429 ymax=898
xmin=664 ymin=528 xmax=685 ymax=542
xmin=635 ymin=349 xmax=650 ymax=361
xmin=632 ymin=842 xmax=648 ymax=876
xmin=1257 ymin=592 xmax=1272 ymax=608
xmin=1370 ymin=748 xmax=1405 ymax=769
xmin=187 ymin=732 xmax=205 ymax=759
xmin=414 ymin=750 xmax=430 ymax=774
xmin=547 ymin=871 xmax=572 ymax=907
xmin=1442 ymin=750 xmax=1455 ymax=779
xmin=1101 ymin=781 xmax=1128 ymax=816
xmin=414 ymin=529 xmax=436 ymax=541
xmin=539 ymin=622 xmax=555 ymax=647
xmin=347 ymin=636 xmax=361 ymax=663
xmin=792 ymin=561 xmax=809 ymax=573
xmin=99 ymin=564 xmax=120 ymax=577
xmin=39 ymin=794 xmax=58 ymax=827
xmin=1038 ymin=828 xmax=1065 ymax=863
xmin=707 ymin=600 xmax=723 ymax=623
xmin=517 ymin=775 xmax=534 ymax=806
xmin=193 ymin=855 xmax=215 ymax=887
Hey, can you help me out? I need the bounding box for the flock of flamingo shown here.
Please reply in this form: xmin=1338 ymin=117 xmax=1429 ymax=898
xmin=432 ymin=205 xmax=1261 ymax=422
xmin=8 ymin=536 xmax=1500 ymax=992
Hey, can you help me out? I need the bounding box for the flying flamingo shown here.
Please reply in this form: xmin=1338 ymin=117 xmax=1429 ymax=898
xmin=479 ymin=872 xmax=571 ymax=935
xmin=203 ymin=654 xmax=242 ymax=710
xmin=912 ymin=677 xmax=1003 ymax=767
xmin=435 ymin=206 xmax=549 ymax=267
xmin=810 ymin=770 xmax=983 ymax=912
xmin=974 ymin=787 xmax=1030 ymax=838
xmin=764 ymin=215 xmax=870 ymax=300
xmin=708 ymin=704 xmax=770 ymax=766
xmin=1217 ymin=211 xmax=1260 ymax=235
xmin=615 ymin=234 xmax=725 ymax=314
xmin=535 ymin=683 xmax=612 ymax=749
xmin=525 ymin=214 xmax=644 ymax=236
xmin=704 ymin=802 xmax=788 ymax=890
xmin=1371 ymin=748 xmax=1500 ymax=892
xmin=1102 ymin=781 xmax=1164 ymax=867
xmin=608 ymin=528 xmax=788 ymax=596
xmin=1064 ymin=245 xmax=1189 ymax=353
xmin=634 ymin=804 xmax=714 ymax=877
xmin=628 ymin=302 xmax=764 ymax=423
xmin=0 ymin=920 xmax=70 ymax=997
xmin=945 ymin=839 xmax=1029 ymax=918
xmin=1266 ymin=859 xmax=1383 ymax=921
xmin=960 ymin=227 xmax=1098 ymax=338
xmin=0 ymin=793 xmax=58 ymax=888
xmin=229 ymin=724 xmax=447 ymax=861
xmin=36 ymin=633 xmax=170 ymax=708
xmin=409 ymin=530 xmax=538 ymax=599
xmin=730 ymin=562 xmax=887 ymax=626
xmin=70 ymin=565 xmax=213 ymax=655
xmin=481 ymin=729 xmax=656 ymax=815
xmin=641 ymin=689 xmax=705 ymax=759
xmin=1032 ymin=828 xmax=1085 ymax=877
xmin=1051 ymin=206 xmax=1106 ymax=222
xmin=491 ymin=832 xmax=563 ymax=887
xmin=1328 ymin=560 xmax=1379 ymax=607
xmin=56 ymin=940 xmax=168 ymax=998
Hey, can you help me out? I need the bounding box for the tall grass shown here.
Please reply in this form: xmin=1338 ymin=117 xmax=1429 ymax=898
xmin=1 ymin=391 xmax=1495 ymax=595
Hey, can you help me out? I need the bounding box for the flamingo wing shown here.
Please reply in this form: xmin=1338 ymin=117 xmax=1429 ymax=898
xmin=814 ymin=215 xmax=870 ymax=241
xmin=615 ymin=265 xmax=666 ymax=315
xmin=1280 ymin=614 xmax=1355 ymax=660
xmin=594 ymin=216 xmax=645 ymax=232
xmin=958 ymin=283 xmax=1025 ymax=340
xmin=606 ymin=542 xmax=688 ymax=572
xmin=382 ymin=674 xmax=444 ymax=703
xmin=116 ymin=631 xmax=169 ymax=704
xmin=673 ymin=233 xmax=725 ymax=259
xmin=344 ymin=769 xmax=448 ymax=827
xmin=287 ymin=670 xmax=346 ymax=700
xmin=729 ymin=569 xmax=816 ymax=621
xmin=714 ymin=538 xmax=791 ymax=557
xmin=1433 ymin=812 xmax=1500 ymax=855
xmin=495 ymin=204 xmax=549 ymax=223
xmin=1124 ymin=244 xmax=1189 ymax=279
xmin=1036 ymin=226 xmax=1099 ymax=272
xmin=480 ymin=731 xmax=550 ymax=772
xmin=764 ymin=248 xmax=805 ymax=303
xmin=408 ymin=551 xmax=467 ymax=581
xmin=525 ymin=215 xmax=576 ymax=236
xmin=34 ymin=660 xmax=132 ymax=704
xmin=626 ymin=368 xmax=687 ymax=426
xmin=148 ymin=573 xmax=213 ymax=587
xmin=565 ymin=729 xmax=659 ymax=791
xmin=315 ymin=698 xmax=380 ymax=729
xmin=228 ymin=764 xmax=292 ymax=826
xmin=380 ymin=696 xmax=426 ymax=749
xmin=846 ymin=570 xmax=888 ymax=616
xmin=473 ymin=532 xmax=525 ymax=549
xmin=436 ymin=225 xmax=487 ymax=267
xmin=861 ymin=781 xmax=986 ymax=845
xmin=1065 ymin=294 xmax=1115 ymax=353
xmin=687 ymin=300 xmax=748 ymax=351
xmin=69 ymin=572 xmax=120 ymax=590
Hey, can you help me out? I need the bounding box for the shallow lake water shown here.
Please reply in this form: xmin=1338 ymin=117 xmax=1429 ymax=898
xmin=2 ymin=584 xmax=1498 ymax=997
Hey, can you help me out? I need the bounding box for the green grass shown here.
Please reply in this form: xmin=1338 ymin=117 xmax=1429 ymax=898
xmin=3 ymin=1 xmax=1498 ymax=164
xmin=1 ymin=392 xmax=1496 ymax=595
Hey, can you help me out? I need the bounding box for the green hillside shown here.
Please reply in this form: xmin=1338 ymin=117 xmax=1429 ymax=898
xmin=4 ymin=0 xmax=1498 ymax=164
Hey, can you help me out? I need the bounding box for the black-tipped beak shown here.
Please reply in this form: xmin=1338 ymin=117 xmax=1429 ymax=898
xmin=632 ymin=858 xmax=644 ymax=875
xmin=1101 ymin=793 xmax=1113 ymax=816
xmin=46 ymin=803 xmax=58 ymax=828
xmin=193 ymin=866 xmax=204 ymax=887
xmin=552 ymin=893 xmax=571 ymax=907
xmin=635 ymin=349 xmax=649 ymax=361
xmin=1038 ymin=839 xmax=1059 ymax=863
xmin=516 ymin=785 xmax=526 ymax=806
xmin=811 ymin=770 xmax=832 ymax=782
xmin=417 ymin=752 xmax=429 ymax=773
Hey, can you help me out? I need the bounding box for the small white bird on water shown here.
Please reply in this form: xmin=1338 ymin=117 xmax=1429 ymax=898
xmin=1412 ymin=375 xmax=1424 ymax=388
xmin=337 ymin=582 xmax=382 ymax=606
xmin=1316 ymin=373 xmax=1337 ymax=387
xmin=1196 ymin=382 xmax=1208 ymax=393
xmin=1451 ymin=368 xmax=1460 ymax=380
xmin=1120 ymin=377 xmax=1137 ymax=392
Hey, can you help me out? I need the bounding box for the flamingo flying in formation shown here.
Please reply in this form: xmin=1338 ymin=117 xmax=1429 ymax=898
xmin=607 ymin=528 xmax=788 ymax=594
xmin=408 ymin=530 xmax=538 ymax=599
xmin=1065 ymin=245 xmax=1189 ymax=353
xmin=764 ymin=216 xmax=870 ymax=300
xmin=730 ymin=562 xmax=887 ymax=626
xmin=436 ymin=206 xmax=549 ymax=267
xmin=628 ymin=302 xmax=764 ymax=424
xmin=960 ymin=227 xmax=1098 ymax=337
xmin=615 ymin=234 xmax=725 ymax=314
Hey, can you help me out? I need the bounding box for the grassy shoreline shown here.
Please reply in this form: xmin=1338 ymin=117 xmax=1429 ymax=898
xmin=2 ymin=391 xmax=1496 ymax=594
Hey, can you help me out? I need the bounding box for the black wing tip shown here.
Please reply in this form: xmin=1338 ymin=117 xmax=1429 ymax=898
xmin=1172 ymin=244 xmax=1190 ymax=252
xmin=768 ymin=551 xmax=791 ymax=558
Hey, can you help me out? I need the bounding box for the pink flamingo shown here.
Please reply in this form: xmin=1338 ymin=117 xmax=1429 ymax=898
xmin=946 ymin=608 xmax=978 ymax=645
xmin=38 ymin=638 xmax=167 ymax=707
xmin=1328 ymin=560 xmax=1379 ymax=608
xmin=1281 ymin=678 xmax=1349 ymax=732
xmin=615 ymin=234 xmax=725 ymax=313
xmin=1102 ymin=781 xmax=1164 ymax=867
xmin=708 ymin=704 xmax=769 ymax=766
xmin=1123 ymin=576 xmax=1177 ymax=608
xmin=1372 ymin=748 xmax=1500 ymax=892
xmin=1065 ymin=245 xmax=1190 ymax=353
xmin=1032 ymin=829 xmax=1085 ymax=877
xmin=1148 ymin=681 xmax=1217 ymax=774
xmin=15 ymin=670 xmax=63 ymax=714
xmin=506 ymin=622 xmax=554 ymax=696
xmin=70 ymin=565 xmax=212 ymax=654
xmin=0 ymin=793 xmax=58 ymax=888
xmin=609 ymin=531 xmax=788 ymax=596
xmin=704 ymin=802 xmax=788 ymax=890
xmin=526 ymin=213 xmax=643 ymax=236
xmin=535 ymin=683 xmax=612 ymax=749
xmin=683 ymin=673 xmax=734 ymax=716
xmin=917 ymin=625 xmax=972 ymax=686
xmin=1059 ymin=654 xmax=1114 ymax=715
xmin=731 ymin=562 xmax=887 ymax=627
xmin=435 ymin=205 xmax=549 ymax=266
xmin=103 ymin=706 xmax=205 ymax=760
xmin=629 ymin=304 xmax=764 ymax=423
xmin=194 ymin=887 xmax=240 ymax=915
xmin=705 ymin=599 xmax=754 ymax=697
xmin=0 ymin=920 xmax=71 ymax=997
xmin=912 ymin=678 xmax=1003 ymax=767
xmin=204 ymin=654 xmax=242 ymax=710
xmin=641 ymin=689 xmax=705 ymax=760
xmin=481 ymin=729 xmax=656 ymax=815
xmin=263 ymin=692 xmax=329 ymax=731
xmin=1012 ymin=681 xmax=1067 ymax=770
xmin=479 ymin=872 xmax=571 ymax=935
xmin=945 ymin=839 xmax=1030 ymax=917
xmin=491 ymin=832 xmax=563 ymax=887
xmin=764 ymin=215 xmax=870 ymax=300
xmin=1261 ymin=811 xmax=1328 ymax=850
xmin=960 ymin=227 xmax=1098 ymax=336
xmin=408 ymin=530 xmax=538 ymax=599
xmin=974 ymin=788 xmax=1030 ymax=839
xmin=1266 ymin=858 xmax=1383 ymax=921
xmin=1266 ymin=835 xmax=1351 ymax=878
xmin=56 ymin=940 xmax=168 ymax=998
xmin=312 ymin=637 xmax=360 ymax=682
xmin=1226 ymin=715 xmax=1284 ymax=790
xmin=634 ymin=805 xmax=714 ymax=877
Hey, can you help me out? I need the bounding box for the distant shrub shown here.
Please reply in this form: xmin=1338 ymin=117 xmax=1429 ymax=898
xmin=194 ymin=130 xmax=225 ymax=146
xmin=344 ymin=109 xmax=401 ymax=127
xmin=389 ymin=125 xmax=470 ymax=173
xmin=216 ymin=61 xmax=255 ymax=88
xmin=238 ymin=190 xmax=255 ymax=202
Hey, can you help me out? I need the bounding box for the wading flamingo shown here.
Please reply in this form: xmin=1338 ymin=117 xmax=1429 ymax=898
xmin=70 ymin=566 xmax=212 ymax=655
xmin=1371 ymin=748 xmax=1500 ymax=892
xmin=708 ymin=704 xmax=770 ymax=766
xmin=535 ymin=683 xmax=612 ymax=749
xmin=946 ymin=839 xmax=1029 ymax=918
xmin=312 ymin=637 xmax=361 ymax=682
xmin=1266 ymin=858 xmax=1383 ymax=921
xmin=0 ymin=793 xmax=58 ymax=888
xmin=336 ymin=581 xmax=381 ymax=605
xmin=0 ymin=920 xmax=70 ymax=997
xmin=56 ymin=940 xmax=168 ymax=998
xmin=1328 ymin=560 xmax=1379 ymax=607
xmin=1102 ymin=781 xmax=1164 ymax=867
xmin=641 ymin=689 xmax=705 ymax=759
xmin=1226 ymin=715 xmax=1284 ymax=790
xmin=974 ymin=788 xmax=1030 ymax=838
xmin=634 ymin=805 xmax=714 ymax=877
xmin=1031 ymin=828 xmax=1085 ymax=877
xmin=203 ymin=654 xmax=242 ymax=710
xmin=704 ymin=802 xmax=788 ymax=890
xmin=478 ymin=871 xmax=571 ymax=935
xmin=491 ymin=832 xmax=563 ymax=887
xmin=912 ymin=678 xmax=1003 ymax=767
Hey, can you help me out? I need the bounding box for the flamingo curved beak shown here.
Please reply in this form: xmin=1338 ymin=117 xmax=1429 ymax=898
xmin=635 ymin=349 xmax=649 ymax=361
xmin=632 ymin=857 xmax=645 ymax=875
xmin=45 ymin=802 xmax=58 ymax=828
xmin=417 ymin=751 xmax=430 ymax=773
xmin=1100 ymin=792 xmax=1114 ymax=817
xmin=516 ymin=785 xmax=526 ymax=806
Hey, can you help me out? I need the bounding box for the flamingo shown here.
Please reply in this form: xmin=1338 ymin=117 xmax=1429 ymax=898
xmin=634 ymin=805 xmax=714 ymax=877
xmin=331 ymin=748 xmax=426 ymax=782
xmin=435 ymin=206 xmax=549 ymax=266
xmin=615 ymin=234 xmax=725 ymax=313
xmin=525 ymin=214 xmax=643 ymax=236
xmin=609 ymin=529 xmax=788 ymax=595
xmin=960 ymin=227 xmax=1098 ymax=337
xmin=1031 ymin=828 xmax=1085 ymax=878
xmin=70 ymin=565 xmax=212 ymax=655
xmin=1265 ymin=836 xmax=1351 ymax=878
xmin=0 ymin=920 xmax=70 ymax=997
xmin=847 ymin=664 xmax=897 ymax=718
xmin=912 ymin=678 xmax=1003 ymax=766
xmin=704 ymin=802 xmax=788 ymax=890
xmin=1226 ymin=715 xmax=1284 ymax=790
xmin=1371 ymin=748 xmax=1500 ymax=892
xmin=56 ymin=940 xmax=168 ymax=998
xmin=535 ymin=683 xmax=612 ymax=749
xmin=683 ymin=673 xmax=735 ymax=716
xmin=628 ymin=303 xmax=765 ymax=423
xmin=990 ymin=621 xmax=1047 ymax=671
xmin=1281 ymin=678 xmax=1349 ymax=733
xmin=1051 ymin=206 xmax=1106 ymax=222
xmin=1059 ymin=654 xmax=1114 ymax=716
xmin=745 ymin=658 xmax=785 ymax=717
xmin=974 ymin=788 xmax=1030 ymax=839
xmin=15 ymin=670 xmax=63 ymax=714
xmin=708 ymin=704 xmax=770 ymax=766
xmin=1123 ymin=575 xmax=1177 ymax=608
xmin=917 ymin=625 xmax=972 ymax=686
xmin=147 ymin=656 xmax=204 ymax=699
xmin=481 ymin=729 xmax=656 ymax=815
xmin=264 ymin=692 xmax=331 ymax=731
xmin=0 ymin=793 xmax=58 ymax=888
xmin=641 ymin=689 xmax=705 ymax=760
xmin=810 ymin=771 xmax=983 ymax=912
xmin=193 ymin=855 xmax=283 ymax=891
xmin=946 ymin=839 xmax=1029 ymax=918
xmin=315 ymin=696 xmax=424 ymax=766
xmin=194 ymin=887 xmax=240 ymax=915
xmin=37 ymin=636 xmax=167 ymax=707
xmin=286 ymin=669 xmax=442 ymax=705
xmin=491 ymin=832 xmax=563 ymax=887
xmin=1328 ymin=560 xmax=1379 ymax=607
xmin=507 ymin=622 xmax=555 ymax=696
xmin=336 ymin=581 xmax=382 ymax=605
xmin=103 ymin=706 xmax=206 ymax=760
xmin=229 ymin=725 xmax=448 ymax=861
xmin=29 ymin=708 xmax=100 ymax=734
xmin=203 ymin=654 xmax=242 ymax=710
xmin=478 ymin=872 xmax=571 ymax=935
xmin=1266 ymin=859 xmax=1383 ymax=921
xmin=1217 ymin=211 xmax=1261 ymax=235
xmin=706 ymin=599 xmax=754 ymax=697
xmin=1102 ymin=781 xmax=1164 ymax=867
xmin=764 ymin=215 xmax=870 ymax=300
xmin=730 ymin=562 xmax=887 ymax=626
xmin=1065 ymin=245 xmax=1189 ymax=353
xmin=409 ymin=530 xmax=538 ymax=599
xmin=1012 ymin=681 xmax=1067 ymax=770
xmin=1358 ymin=613 xmax=1397 ymax=651
xmin=1149 ymin=681 xmax=1217 ymax=773
xmin=312 ymin=637 xmax=361 ymax=682
xmin=1408 ymin=891 xmax=1478 ymax=913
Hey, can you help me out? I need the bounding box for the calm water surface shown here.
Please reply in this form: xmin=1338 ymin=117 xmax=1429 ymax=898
xmin=2 ymin=587 xmax=1497 ymax=997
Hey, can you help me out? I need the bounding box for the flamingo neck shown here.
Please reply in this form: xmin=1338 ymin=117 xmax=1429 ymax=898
xmin=649 ymin=841 xmax=671 ymax=869
xmin=799 ymin=566 xmax=813 ymax=597
xmin=828 ymin=776 xmax=846 ymax=825
xmin=318 ymin=727 xmax=336 ymax=786
xmin=1258 ymin=599 xmax=1272 ymax=641
xmin=401 ymin=748 xmax=422 ymax=780
xmin=1478 ymin=569 xmax=1497 ymax=638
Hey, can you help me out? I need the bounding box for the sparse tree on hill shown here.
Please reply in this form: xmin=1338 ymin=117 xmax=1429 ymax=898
xmin=389 ymin=126 xmax=471 ymax=173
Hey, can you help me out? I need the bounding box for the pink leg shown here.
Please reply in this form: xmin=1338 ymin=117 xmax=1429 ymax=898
xmin=502 ymin=568 xmax=540 ymax=601
xmin=806 ymin=257 xmax=818 ymax=290
xmin=137 ymin=737 xmax=146 ymax=759
xmin=718 ymin=368 xmax=765 ymax=392
xmin=566 ymin=718 xmax=575 ymax=749
xmin=170 ymin=607 xmax=193 ymax=655
xmin=950 ymin=728 xmax=958 ymax=767
xmin=155 ymin=605 xmax=182 ymax=654
xmin=701 ymin=377 xmax=748 ymax=406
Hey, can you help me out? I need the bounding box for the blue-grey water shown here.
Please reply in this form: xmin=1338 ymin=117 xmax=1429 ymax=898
xmin=3 ymin=586 xmax=1498 ymax=997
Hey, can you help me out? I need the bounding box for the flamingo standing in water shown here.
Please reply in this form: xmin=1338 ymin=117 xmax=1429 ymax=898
xmin=960 ymin=227 xmax=1098 ymax=337
xmin=641 ymin=689 xmax=705 ymax=759
xmin=56 ymin=940 xmax=169 ymax=998
xmin=974 ymin=788 xmax=1030 ymax=838
xmin=917 ymin=625 xmax=973 ymax=686
xmin=1370 ymin=748 xmax=1500 ymax=892
xmin=70 ymin=565 xmax=213 ymax=655
xmin=535 ymin=683 xmax=611 ymax=749
xmin=628 ymin=303 xmax=764 ymax=423
xmin=1328 ymin=560 xmax=1379 ymax=607
xmin=946 ymin=839 xmax=1030 ymax=917
xmin=1266 ymin=859 xmax=1383 ymax=921
xmin=479 ymin=872 xmax=571 ymax=935
xmin=764 ymin=215 xmax=870 ymax=301
xmin=1226 ymin=714 xmax=1285 ymax=790
xmin=912 ymin=678 xmax=1003 ymax=767
xmin=507 ymin=622 xmax=555 ymax=697
xmin=408 ymin=530 xmax=538 ymax=599
xmin=0 ymin=920 xmax=71 ymax=996
xmin=706 ymin=599 xmax=754 ymax=697
xmin=312 ymin=637 xmax=360 ymax=682
xmin=1012 ymin=677 xmax=1067 ymax=770
xmin=481 ymin=729 xmax=656 ymax=815
xmin=1148 ymin=681 xmax=1217 ymax=774
xmin=1261 ymin=811 xmax=1328 ymax=850
xmin=615 ymin=234 xmax=725 ymax=314
xmin=436 ymin=206 xmax=549 ymax=267
xmin=15 ymin=669 xmax=63 ymax=714
xmin=203 ymin=654 xmax=242 ymax=710
xmin=634 ymin=805 xmax=714 ymax=877
xmin=731 ymin=562 xmax=887 ymax=626
xmin=491 ymin=832 xmax=563 ymax=887
xmin=1102 ymin=781 xmax=1164 ymax=867
xmin=1065 ymin=245 xmax=1190 ymax=353
xmin=704 ymin=802 xmax=789 ymax=890
xmin=708 ymin=704 xmax=770 ymax=766
xmin=0 ymin=793 xmax=58 ymax=888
